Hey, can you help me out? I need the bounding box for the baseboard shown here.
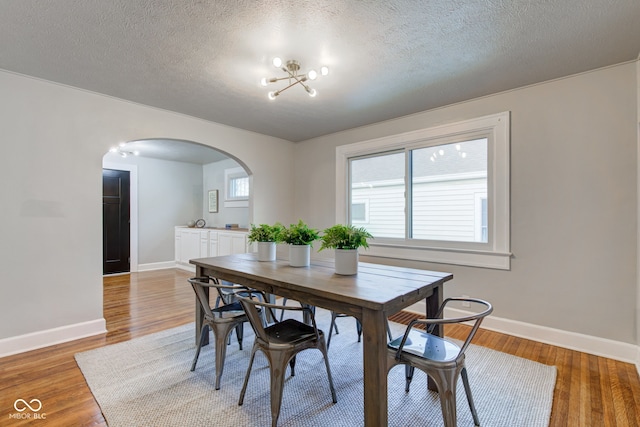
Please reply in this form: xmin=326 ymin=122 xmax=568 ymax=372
xmin=137 ymin=261 xmax=179 ymax=271
xmin=404 ymin=304 xmax=638 ymax=365
xmin=0 ymin=319 xmax=107 ymax=358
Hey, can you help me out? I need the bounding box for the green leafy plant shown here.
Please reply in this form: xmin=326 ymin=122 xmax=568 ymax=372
xmin=319 ymin=224 xmax=373 ymax=251
xmin=281 ymin=220 xmax=320 ymax=246
xmin=247 ymin=223 xmax=284 ymax=243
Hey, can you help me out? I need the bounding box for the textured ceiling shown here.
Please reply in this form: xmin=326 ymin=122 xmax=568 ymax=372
xmin=1 ymin=0 xmax=639 ymax=143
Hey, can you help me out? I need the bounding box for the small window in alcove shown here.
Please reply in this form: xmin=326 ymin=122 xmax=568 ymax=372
xmin=225 ymin=167 xmax=249 ymax=207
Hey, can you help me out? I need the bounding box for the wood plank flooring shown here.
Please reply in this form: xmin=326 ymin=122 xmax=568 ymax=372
xmin=1 ymin=269 xmax=638 ymax=426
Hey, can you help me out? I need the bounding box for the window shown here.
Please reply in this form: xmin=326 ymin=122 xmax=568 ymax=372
xmin=224 ymin=167 xmax=249 ymax=208
xmin=336 ymin=112 xmax=510 ymax=269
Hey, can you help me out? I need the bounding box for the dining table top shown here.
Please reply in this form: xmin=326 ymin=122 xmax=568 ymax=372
xmin=190 ymin=252 xmax=453 ymax=316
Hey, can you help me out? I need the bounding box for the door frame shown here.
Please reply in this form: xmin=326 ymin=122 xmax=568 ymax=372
xmin=103 ymin=162 xmax=138 ymax=272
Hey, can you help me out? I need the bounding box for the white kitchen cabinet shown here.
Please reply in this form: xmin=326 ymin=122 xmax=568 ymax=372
xmin=217 ymin=231 xmax=248 ymax=256
xmin=175 ymin=227 xmax=209 ymax=269
xmin=175 ymin=227 xmax=249 ymax=271
xmin=209 ymin=231 xmax=218 ymax=257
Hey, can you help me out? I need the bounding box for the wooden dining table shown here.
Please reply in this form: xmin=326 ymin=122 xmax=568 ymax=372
xmin=190 ymin=253 xmax=453 ymax=427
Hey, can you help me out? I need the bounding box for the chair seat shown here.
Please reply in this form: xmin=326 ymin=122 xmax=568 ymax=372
xmin=388 ymin=329 xmax=460 ymax=362
xmin=210 ymin=301 xmax=248 ymax=320
xmin=265 ymin=319 xmax=318 ymax=345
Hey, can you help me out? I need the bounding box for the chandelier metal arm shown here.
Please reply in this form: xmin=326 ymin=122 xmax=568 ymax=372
xmin=262 ymin=58 xmax=326 ymax=99
xmin=280 ymin=67 xmax=311 ymax=90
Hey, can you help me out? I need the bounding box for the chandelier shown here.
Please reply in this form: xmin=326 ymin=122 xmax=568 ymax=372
xmin=260 ymin=57 xmax=329 ymax=100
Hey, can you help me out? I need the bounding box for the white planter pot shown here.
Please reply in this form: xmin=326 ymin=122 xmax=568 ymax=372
xmin=256 ymin=241 xmax=276 ymax=262
xmin=289 ymin=244 xmax=311 ymax=267
xmin=335 ymin=249 xmax=359 ymax=275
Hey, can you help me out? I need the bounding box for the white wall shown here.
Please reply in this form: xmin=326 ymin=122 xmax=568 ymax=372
xmin=203 ymin=158 xmax=249 ymax=228
xmin=104 ymin=154 xmax=204 ymax=265
xmin=294 ymin=63 xmax=638 ymax=349
xmin=0 ymin=70 xmax=295 ymax=353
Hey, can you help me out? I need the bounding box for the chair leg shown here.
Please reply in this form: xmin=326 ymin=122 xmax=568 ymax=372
xmin=289 ymin=355 xmax=296 ymax=376
xmin=279 ymin=297 xmax=288 ymax=321
xmin=191 ymin=323 xmax=209 ymax=371
xmin=238 ymin=344 xmax=259 ymax=406
xmin=327 ymin=312 xmax=338 ymax=349
xmin=267 ymin=349 xmax=299 ymax=427
xmin=213 ymin=323 xmax=236 ymax=390
xmin=404 ymin=365 xmax=415 ymax=392
xmin=461 ymin=367 xmax=480 ymax=426
xmin=235 ymin=322 xmax=244 ymax=350
xmin=319 ymin=340 xmax=338 ymax=403
xmin=431 ymin=367 xmax=460 ymax=427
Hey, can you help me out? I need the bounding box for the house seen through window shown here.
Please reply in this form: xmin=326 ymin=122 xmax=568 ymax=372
xmin=337 ymin=112 xmax=510 ymax=269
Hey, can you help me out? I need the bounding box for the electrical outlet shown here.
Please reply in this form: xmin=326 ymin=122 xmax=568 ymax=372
xmin=461 ymin=295 xmax=470 ymax=308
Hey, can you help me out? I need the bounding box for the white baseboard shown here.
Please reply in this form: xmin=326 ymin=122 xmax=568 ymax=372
xmin=404 ymin=303 xmax=639 ymax=365
xmin=0 ymin=319 xmax=106 ymax=358
xmin=137 ymin=261 xmax=179 ymax=271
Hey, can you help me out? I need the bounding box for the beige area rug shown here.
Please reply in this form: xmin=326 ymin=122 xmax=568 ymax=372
xmin=75 ymin=309 xmax=556 ymax=426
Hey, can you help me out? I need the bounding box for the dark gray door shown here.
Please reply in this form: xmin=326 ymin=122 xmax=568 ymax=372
xmin=103 ymin=169 xmax=130 ymax=274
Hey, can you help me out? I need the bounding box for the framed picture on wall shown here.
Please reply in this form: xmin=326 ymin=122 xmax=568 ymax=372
xmin=208 ymin=190 xmax=218 ymax=213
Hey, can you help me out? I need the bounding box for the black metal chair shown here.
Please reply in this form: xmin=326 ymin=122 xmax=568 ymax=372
xmin=237 ymin=292 xmax=337 ymax=427
xmin=327 ymin=312 xmax=393 ymax=349
xmin=188 ymin=277 xmax=250 ymax=390
xmin=387 ymin=297 xmax=493 ymax=427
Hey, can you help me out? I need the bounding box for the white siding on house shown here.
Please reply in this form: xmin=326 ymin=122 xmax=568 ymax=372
xmin=352 ymin=174 xmax=487 ymax=242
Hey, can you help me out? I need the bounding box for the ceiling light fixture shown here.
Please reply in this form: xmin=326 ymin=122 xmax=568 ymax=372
xmin=109 ymin=142 xmax=140 ymax=158
xmin=261 ymin=58 xmax=329 ymax=100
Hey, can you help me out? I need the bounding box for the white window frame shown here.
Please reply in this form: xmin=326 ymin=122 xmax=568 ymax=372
xmin=224 ymin=167 xmax=249 ymax=208
xmin=336 ymin=112 xmax=511 ymax=270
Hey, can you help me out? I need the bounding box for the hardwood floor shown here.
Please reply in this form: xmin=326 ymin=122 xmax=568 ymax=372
xmin=1 ymin=269 xmax=639 ymax=426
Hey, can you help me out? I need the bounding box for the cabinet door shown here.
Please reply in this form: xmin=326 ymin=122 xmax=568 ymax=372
xmin=218 ymin=232 xmax=247 ymax=256
xmin=175 ymin=229 xmax=181 ymax=262
xmin=200 ymin=231 xmax=209 ymax=257
xmin=217 ymin=233 xmax=234 ymax=257
xmin=180 ymin=229 xmax=201 ymax=263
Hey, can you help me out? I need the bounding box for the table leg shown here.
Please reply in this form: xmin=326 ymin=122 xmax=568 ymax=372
xmin=361 ymin=308 xmax=388 ymax=427
xmin=194 ymin=266 xmax=209 ymax=346
xmin=425 ymin=283 xmax=443 ymax=391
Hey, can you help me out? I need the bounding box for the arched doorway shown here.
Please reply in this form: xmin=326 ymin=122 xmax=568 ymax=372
xmin=102 ymin=138 xmax=252 ymax=274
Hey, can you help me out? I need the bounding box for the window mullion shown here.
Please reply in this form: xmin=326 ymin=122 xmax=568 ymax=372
xmin=406 ymin=149 xmax=412 ymax=240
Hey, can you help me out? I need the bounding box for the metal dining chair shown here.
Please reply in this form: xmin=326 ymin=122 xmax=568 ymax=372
xmin=188 ymin=277 xmax=250 ymax=390
xmin=327 ymin=312 xmax=393 ymax=349
xmin=387 ymin=297 xmax=493 ymax=427
xmin=237 ymin=292 xmax=338 ymax=427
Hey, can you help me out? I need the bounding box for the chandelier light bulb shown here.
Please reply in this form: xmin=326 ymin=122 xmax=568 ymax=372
xmin=263 ymin=58 xmax=328 ymax=99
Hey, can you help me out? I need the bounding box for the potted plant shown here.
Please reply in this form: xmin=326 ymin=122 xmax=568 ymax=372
xmin=281 ymin=220 xmax=320 ymax=267
xmin=248 ymin=223 xmax=284 ymax=261
xmin=319 ymin=224 xmax=373 ymax=275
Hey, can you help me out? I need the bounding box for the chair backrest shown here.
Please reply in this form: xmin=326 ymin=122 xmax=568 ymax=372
xmin=236 ymin=293 xmax=273 ymax=342
xmin=395 ymin=297 xmax=492 ymax=361
xmin=188 ymin=277 xmax=246 ymax=320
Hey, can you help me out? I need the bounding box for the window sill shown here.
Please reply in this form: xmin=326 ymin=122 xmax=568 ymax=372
xmin=224 ymin=200 xmax=248 ymax=208
xmin=364 ymin=243 xmax=511 ymax=270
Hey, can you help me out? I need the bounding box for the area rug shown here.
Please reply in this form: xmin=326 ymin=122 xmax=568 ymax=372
xmin=75 ymin=310 xmax=556 ymax=426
